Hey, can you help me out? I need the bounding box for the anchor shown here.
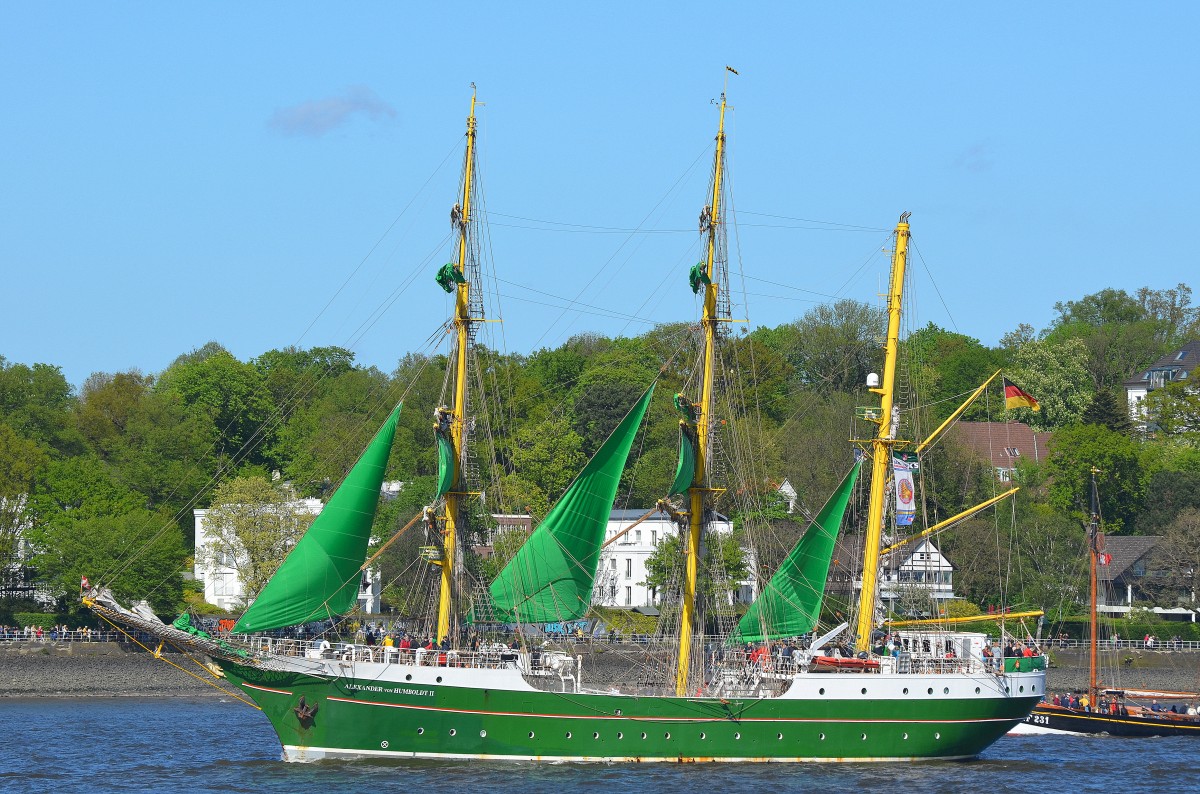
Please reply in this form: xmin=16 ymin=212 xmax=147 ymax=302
xmin=293 ymin=695 xmax=319 ymax=727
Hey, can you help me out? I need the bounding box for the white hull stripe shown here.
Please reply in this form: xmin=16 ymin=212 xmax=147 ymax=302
xmin=281 ymin=744 xmax=978 ymax=764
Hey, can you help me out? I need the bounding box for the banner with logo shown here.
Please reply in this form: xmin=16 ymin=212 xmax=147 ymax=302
xmin=893 ymin=452 xmax=919 ymax=527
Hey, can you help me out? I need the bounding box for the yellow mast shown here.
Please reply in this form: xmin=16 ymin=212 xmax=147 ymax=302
xmin=675 ymin=70 xmax=732 ymax=697
xmin=436 ymin=88 xmax=478 ymax=644
xmin=853 ymin=212 xmax=911 ymax=652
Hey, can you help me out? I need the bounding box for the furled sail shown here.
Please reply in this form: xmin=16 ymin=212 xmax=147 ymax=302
xmin=668 ymin=424 xmax=696 ymax=497
xmin=435 ymin=431 xmax=455 ymax=499
xmin=731 ymin=460 xmax=861 ymax=643
xmin=232 ymin=403 xmax=402 ymax=633
xmin=483 ymin=386 xmax=655 ymax=624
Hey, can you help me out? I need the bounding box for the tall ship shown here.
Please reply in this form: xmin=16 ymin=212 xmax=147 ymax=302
xmin=86 ymin=79 xmax=1044 ymax=762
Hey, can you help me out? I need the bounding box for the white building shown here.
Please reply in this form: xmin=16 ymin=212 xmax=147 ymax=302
xmin=193 ymin=482 xmax=403 ymax=614
xmin=1124 ymin=340 xmax=1200 ymax=429
xmin=593 ymin=509 xmax=756 ymax=608
xmin=879 ymin=539 xmax=956 ymax=613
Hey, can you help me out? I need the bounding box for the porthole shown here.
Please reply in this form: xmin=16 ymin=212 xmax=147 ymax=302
xmin=819 ymin=688 xmax=826 ymax=695
xmin=861 ymin=688 xmax=868 ymax=695
xmin=735 ymin=732 xmax=741 ymax=740
xmin=700 ymin=732 xmax=706 ymax=740
xmin=381 ymin=740 xmax=389 ymax=749
xmin=975 ymin=687 xmax=981 ymax=694
xmin=593 ymin=732 xmax=600 ymax=739
xmin=927 ymin=688 xmax=934 ymax=695
xmin=935 ymin=732 xmax=941 ymax=740
xmin=405 ymin=674 xmax=412 ymax=681
xmin=565 ymin=731 xmax=573 ymax=739
xmin=614 ymin=709 xmax=622 ymax=716
xmin=777 ymin=733 xmax=784 ymax=740
xmin=664 ymin=732 xmax=671 ymax=740
xmin=436 ymin=676 xmax=443 ymax=683
xmin=943 ymin=687 xmax=949 ymax=695
xmin=1020 ymin=686 xmax=1025 ymax=693
xmin=902 ymin=687 xmax=909 ymax=695
xmin=861 ymin=733 xmax=867 ymax=740
xmin=1005 ymin=685 xmax=1011 ymax=693
xmin=417 ymin=727 xmax=425 ymax=735
xmin=902 ymin=732 xmax=909 ymax=740
xmin=640 ymin=732 xmax=647 ymax=740
xmin=528 ymin=731 xmax=535 ymax=739
xmin=819 ymin=733 xmax=826 ymax=741
xmin=617 ymin=732 xmax=624 ymax=739
xmin=479 ymin=730 xmax=487 ymax=738
xmin=449 ymin=729 xmax=456 ymax=737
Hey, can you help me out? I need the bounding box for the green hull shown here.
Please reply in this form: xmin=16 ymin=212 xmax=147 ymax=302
xmin=220 ymin=662 xmax=1041 ymax=762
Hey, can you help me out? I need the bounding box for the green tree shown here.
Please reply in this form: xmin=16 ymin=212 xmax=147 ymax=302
xmin=199 ymin=476 xmax=316 ymax=606
xmin=1142 ymin=379 xmax=1200 ymax=439
xmin=1006 ymin=337 xmax=1092 ymax=430
xmin=1080 ymin=389 xmax=1133 ymax=434
xmin=782 ymin=299 xmax=885 ymax=394
xmin=274 ymin=367 xmax=396 ymax=494
xmin=33 ymin=508 xmax=187 ymax=614
xmin=0 ymin=423 xmax=47 ymax=560
xmin=156 ymin=344 xmax=277 ymax=467
xmin=26 ymin=455 xmax=186 ymax=613
xmin=1046 ymin=424 xmax=1145 ymax=532
xmin=1134 ymin=469 xmax=1200 ymax=535
xmin=905 ymin=323 xmax=1003 ymax=424
xmin=1142 ymin=508 xmax=1200 ymax=607
xmin=641 ymin=528 xmax=748 ymax=605
xmin=0 ymin=357 xmax=79 ymax=452
xmin=1046 ymin=287 xmax=1173 ymax=391
xmin=498 ymin=415 xmax=586 ymax=519
xmin=75 ymin=372 xmax=217 ymax=524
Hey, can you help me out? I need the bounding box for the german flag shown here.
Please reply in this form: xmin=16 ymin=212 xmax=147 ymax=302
xmin=1003 ymin=377 xmax=1040 ymax=411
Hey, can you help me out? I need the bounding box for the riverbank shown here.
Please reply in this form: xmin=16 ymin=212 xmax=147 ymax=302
xmin=4 ymin=641 xmax=1199 ymax=698
xmin=1045 ymin=647 xmax=1200 ymax=696
xmin=1 ymin=642 xmax=225 ymax=698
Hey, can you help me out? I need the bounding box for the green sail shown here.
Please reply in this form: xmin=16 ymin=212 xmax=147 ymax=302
xmin=484 ymin=386 xmax=655 ymax=624
xmin=668 ymin=424 xmax=696 ymax=497
xmin=435 ymin=432 xmax=455 ymax=499
xmin=731 ymin=460 xmax=861 ymax=644
xmin=233 ymin=403 xmax=402 ymax=633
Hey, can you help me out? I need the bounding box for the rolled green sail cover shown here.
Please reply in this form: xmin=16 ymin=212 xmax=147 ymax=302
xmin=485 ymin=386 xmax=655 ymax=624
xmin=233 ymin=403 xmax=402 ymax=633
xmin=435 ymin=431 xmax=455 ymax=499
xmin=669 ymin=423 xmax=696 ymax=497
xmin=731 ymin=460 xmax=861 ymax=644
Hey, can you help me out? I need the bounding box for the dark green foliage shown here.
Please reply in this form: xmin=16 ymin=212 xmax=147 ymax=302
xmin=1080 ymin=389 xmax=1133 ymax=434
xmin=2 ymin=278 xmax=1198 ymax=622
xmin=1136 ymin=470 xmax=1200 ymax=535
xmin=1047 ymin=424 xmax=1146 ymax=532
xmin=905 ymin=323 xmax=1004 ymax=424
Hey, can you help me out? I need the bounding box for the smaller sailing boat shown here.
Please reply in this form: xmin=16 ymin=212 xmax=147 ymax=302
xmin=1015 ymin=469 xmax=1200 ymax=737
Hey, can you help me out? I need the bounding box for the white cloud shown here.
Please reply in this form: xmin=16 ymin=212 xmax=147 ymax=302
xmin=268 ymin=85 xmax=396 ymax=137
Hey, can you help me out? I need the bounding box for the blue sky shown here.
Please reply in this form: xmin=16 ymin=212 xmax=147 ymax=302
xmin=3 ymin=3 xmax=1197 ymax=388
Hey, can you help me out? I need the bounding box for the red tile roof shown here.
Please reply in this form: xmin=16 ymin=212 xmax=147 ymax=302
xmin=950 ymin=421 xmax=1053 ymax=470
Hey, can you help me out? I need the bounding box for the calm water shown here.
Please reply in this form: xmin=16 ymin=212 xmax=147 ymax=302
xmin=2 ymin=697 xmax=1198 ymax=792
